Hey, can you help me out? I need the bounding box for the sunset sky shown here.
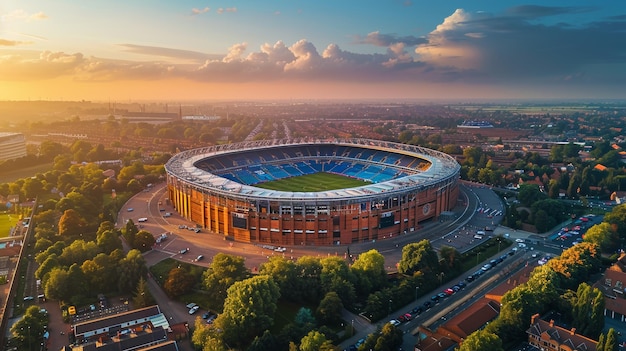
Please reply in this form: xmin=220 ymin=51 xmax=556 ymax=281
xmin=1 ymin=1 xmax=625 ymax=101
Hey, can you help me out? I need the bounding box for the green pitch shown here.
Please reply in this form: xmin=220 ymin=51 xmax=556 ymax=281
xmin=255 ymin=172 xmax=369 ymax=192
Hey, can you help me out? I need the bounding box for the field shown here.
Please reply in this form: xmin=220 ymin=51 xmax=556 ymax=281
xmin=0 ymin=163 xmax=52 ymax=183
xmin=254 ymin=172 xmax=369 ymax=192
xmin=0 ymin=213 xmax=19 ymax=238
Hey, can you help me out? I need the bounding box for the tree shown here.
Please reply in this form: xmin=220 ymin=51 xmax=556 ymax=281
xmin=320 ymin=256 xmax=355 ymax=306
xmin=44 ymin=267 xmax=70 ymax=301
xmin=117 ymin=249 xmax=148 ymax=293
xmin=202 ymin=253 xmax=249 ymax=310
xmin=547 ymin=242 xmax=601 ymax=289
xmin=397 ymin=240 xmax=439 ymax=278
xmin=81 ymin=253 xmax=117 ymax=294
xmin=123 ymin=219 xmax=139 ymax=247
xmin=458 ymin=329 xmax=503 ymax=351
xmin=293 ymin=256 xmax=323 ymax=304
xmin=11 ymin=306 xmax=49 ymax=351
xmin=192 ymin=317 xmax=227 ymax=351
xmin=438 ymin=245 xmax=462 ymax=275
xmin=518 ymin=184 xmax=546 ymax=207
xmin=359 ymin=323 xmax=403 ymax=351
xmin=259 ymin=256 xmax=298 ymax=301
xmin=597 ymin=333 xmax=605 ymax=351
xmin=525 ymin=265 xmax=560 ymax=308
xmin=299 ymin=330 xmax=334 ymax=351
xmin=133 ymin=230 xmax=156 ymax=252
xmin=584 ymin=222 xmax=618 ymax=253
xmin=214 ymin=275 xmax=280 ymax=348
xmin=96 ymin=229 xmax=123 ymax=254
xmin=57 ymin=208 xmax=86 ymax=239
xmin=316 ymin=292 xmax=343 ymax=326
xmin=132 ymin=277 xmax=155 ymax=308
xmin=163 ymin=267 xmax=195 ymax=298
xmin=248 ymin=330 xmax=279 ymax=351
xmin=571 ymin=283 xmax=605 ymax=338
xmin=603 ymin=328 xmax=618 ymax=351
xmin=58 ymin=240 xmax=100 ymax=267
xmin=351 ymin=249 xmax=386 ymax=295
xmin=294 ymin=307 xmax=316 ymax=327
xmin=35 ymin=254 xmax=59 ymax=281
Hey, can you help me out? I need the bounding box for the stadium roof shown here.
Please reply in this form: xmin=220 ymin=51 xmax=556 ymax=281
xmin=165 ymin=139 xmax=460 ymax=202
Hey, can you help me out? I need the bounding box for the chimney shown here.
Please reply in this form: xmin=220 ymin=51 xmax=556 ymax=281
xmin=570 ymin=328 xmax=576 ymax=335
xmin=531 ymin=313 xmax=540 ymax=325
xmin=549 ymin=320 xmax=554 ymax=327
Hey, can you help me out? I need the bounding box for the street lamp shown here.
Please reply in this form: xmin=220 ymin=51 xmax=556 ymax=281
xmin=476 ymin=252 xmax=482 ymax=266
xmin=351 ymin=319 xmax=354 ymax=337
xmin=415 ymin=286 xmax=419 ymax=301
xmin=389 ymin=299 xmax=392 ymax=317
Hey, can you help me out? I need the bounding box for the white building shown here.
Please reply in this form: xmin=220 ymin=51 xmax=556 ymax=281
xmin=0 ymin=132 xmax=27 ymax=162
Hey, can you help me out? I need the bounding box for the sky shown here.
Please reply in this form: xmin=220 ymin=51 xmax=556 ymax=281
xmin=1 ymin=1 xmax=625 ymax=102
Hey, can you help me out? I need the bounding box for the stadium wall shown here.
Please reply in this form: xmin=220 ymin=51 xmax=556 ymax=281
xmin=165 ymin=139 xmax=460 ymax=246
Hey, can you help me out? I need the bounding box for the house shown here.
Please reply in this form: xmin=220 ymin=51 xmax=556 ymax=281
xmin=593 ymin=252 xmax=626 ymax=321
xmin=526 ymin=314 xmax=597 ymax=351
xmin=69 ymin=305 xmax=188 ymax=351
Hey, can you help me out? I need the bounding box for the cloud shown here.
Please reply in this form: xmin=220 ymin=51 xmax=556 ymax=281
xmin=216 ymin=7 xmax=237 ymax=14
xmin=505 ymin=5 xmax=595 ymax=18
xmin=414 ymin=6 xmax=626 ymax=83
xmin=355 ymin=31 xmax=427 ymax=47
xmin=117 ymin=44 xmax=221 ymax=62
xmin=0 ymin=51 xmax=84 ymax=80
xmin=1 ymin=5 xmax=625 ymax=95
xmin=191 ymin=7 xmax=210 ymax=15
xmin=0 ymin=39 xmax=31 ymax=46
xmin=3 ymin=9 xmax=48 ymax=22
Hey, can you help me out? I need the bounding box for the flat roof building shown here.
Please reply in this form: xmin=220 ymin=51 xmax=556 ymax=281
xmin=0 ymin=132 xmax=26 ymax=162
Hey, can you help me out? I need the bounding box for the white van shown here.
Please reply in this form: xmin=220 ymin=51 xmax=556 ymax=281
xmin=476 ymin=230 xmax=486 ymax=235
xmin=138 ymin=217 xmax=148 ymax=222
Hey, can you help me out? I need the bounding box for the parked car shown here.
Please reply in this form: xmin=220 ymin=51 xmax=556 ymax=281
xmin=195 ymin=255 xmax=204 ymax=262
xmin=411 ymin=306 xmax=423 ymax=315
xmin=188 ymin=305 xmax=200 ymax=315
xmin=389 ymin=319 xmax=401 ymax=327
xmin=422 ymin=301 xmax=432 ymax=309
xmin=179 ymin=248 xmax=189 ymax=254
xmin=186 ymin=302 xmax=197 ymax=309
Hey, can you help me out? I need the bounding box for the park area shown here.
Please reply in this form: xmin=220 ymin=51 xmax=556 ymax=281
xmin=0 ymin=213 xmax=19 ymax=238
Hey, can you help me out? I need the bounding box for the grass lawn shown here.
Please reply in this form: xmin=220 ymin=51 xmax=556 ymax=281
xmin=255 ymin=172 xmax=369 ymax=192
xmin=0 ymin=213 xmax=19 ymax=238
xmin=0 ymin=163 xmax=53 ymax=183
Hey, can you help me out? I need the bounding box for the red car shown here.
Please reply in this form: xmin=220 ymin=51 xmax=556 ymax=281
xmin=444 ymin=288 xmax=454 ymax=296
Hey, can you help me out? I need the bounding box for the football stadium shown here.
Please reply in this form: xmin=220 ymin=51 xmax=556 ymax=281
xmin=165 ymin=139 xmax=460 ymax=246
